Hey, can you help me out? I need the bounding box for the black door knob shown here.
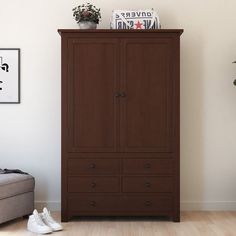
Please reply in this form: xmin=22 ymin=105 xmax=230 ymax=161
xmin=114 ymin=92 xmax=121 ymax=97
xmin=120 ymin=92 xmax=127 ymax=97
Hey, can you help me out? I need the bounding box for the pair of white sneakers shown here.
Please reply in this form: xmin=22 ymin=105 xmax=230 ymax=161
xmin=27 ymin=208 xmax=63 ymax=234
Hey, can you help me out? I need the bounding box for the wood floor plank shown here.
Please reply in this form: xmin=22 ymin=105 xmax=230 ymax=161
xmin=1 ymin=212 xmax=236 ymax=236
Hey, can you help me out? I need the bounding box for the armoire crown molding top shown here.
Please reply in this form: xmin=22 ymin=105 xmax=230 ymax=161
xmin=58 ymin=29 xmax=183 ymax=34
xmin=58 ymin=29 xmax=184 ymax=38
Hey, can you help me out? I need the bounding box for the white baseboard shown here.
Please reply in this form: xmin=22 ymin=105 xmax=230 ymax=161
xmin=35 ymin=201 xmax=61 ymax=211
xmin=181 ymin=201 xmax=236 ymax=211
xmin=35 ymin=201 xmax=236 ymax=212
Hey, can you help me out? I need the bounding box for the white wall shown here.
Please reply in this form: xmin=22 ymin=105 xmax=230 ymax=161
xmin=0 ymin=0 xmax=236 ymax=211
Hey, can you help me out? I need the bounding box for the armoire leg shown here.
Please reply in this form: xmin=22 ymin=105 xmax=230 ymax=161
xmin=172 ymin=214 xmax=180 ymax=222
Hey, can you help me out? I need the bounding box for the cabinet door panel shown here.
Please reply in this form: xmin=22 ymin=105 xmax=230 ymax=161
xmin=68 ymin=39 xmax=119 ymax=152
xmin=120 ymin=39 xmax=174 ymax=152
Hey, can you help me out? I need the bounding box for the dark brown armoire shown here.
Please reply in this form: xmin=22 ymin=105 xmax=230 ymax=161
xmin=58 ymin=29 xmax=183 ymax=222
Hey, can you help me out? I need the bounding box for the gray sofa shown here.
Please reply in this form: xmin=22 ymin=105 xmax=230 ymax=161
xmin=0 ymin=173 xmax=35 ymax=224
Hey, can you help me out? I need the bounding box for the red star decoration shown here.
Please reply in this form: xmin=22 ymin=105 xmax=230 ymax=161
xmin=135 ymin=20 xmax=143 ymax=29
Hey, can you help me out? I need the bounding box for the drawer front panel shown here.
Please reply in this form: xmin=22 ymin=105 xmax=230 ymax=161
xmin=122 ymin=195 xmax=173 ymax=212
xmin=68 ymin=195 xmax=121 ymax=212
xmin=68 ymin=177 xmax=120 ymax=193
xmin=68 ymin=194 xmax=173 ymax=213
xmin=123 ymin=159 xmax=173 ymax=175
xmin=123 ymin=177 xmax=173 ymax=193
xmin=68 ymin=159 xmax=120 ymax=175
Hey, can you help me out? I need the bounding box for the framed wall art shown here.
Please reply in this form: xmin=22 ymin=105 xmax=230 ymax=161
xmin=0 ymin=48 xmax=20 ymax=103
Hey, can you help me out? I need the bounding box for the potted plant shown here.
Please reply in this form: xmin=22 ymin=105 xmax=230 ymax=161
xmin=234 ymin=61 xmax=236 ymax=86
xmin=72 ymin=3 xmax=101 ymax=29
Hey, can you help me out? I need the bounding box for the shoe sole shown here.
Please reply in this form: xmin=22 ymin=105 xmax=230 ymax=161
xmin=52 ymin=228 xmax=63 ymax=232
xmin=27 ymin=227 xmax=52 ymax=234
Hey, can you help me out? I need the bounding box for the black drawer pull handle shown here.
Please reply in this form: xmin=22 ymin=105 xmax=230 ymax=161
xmin=145 ymin=182 xmax=151 ymax=187
xmin=89 ymin=164 xmax=96 ymax=169
xmin=91 ymin=182 xmax=97 ymax=188
xmin=144 ymin=163 xmax=151 ymax=169
xmin=145 ymin=201 xmax=152 ymax=206
xmin=89 ymin=201 xmax=96 ymax=207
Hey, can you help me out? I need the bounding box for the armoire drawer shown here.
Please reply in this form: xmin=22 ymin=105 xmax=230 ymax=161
xmin=123 ymin=159 xmax=174 ymax=175
xmin=68 ymin=194 xmax=121 ymax=212
xmin=68 ymin=177 xmax=120 ymax=193
xmin=121 ymin=195 xmax=173 ymax=212
xmin=122 ymin=177 xmax=173 ymax=193
xmin=68 ymin=194 xmax=173 ymax=213
xmin=68 ymin=159 xmax=120 ymax=175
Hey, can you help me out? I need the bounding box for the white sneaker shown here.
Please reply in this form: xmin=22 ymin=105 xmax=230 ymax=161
xmin=41 ymin=207 xmax=63 ymax=232
xmin=27 ymin=209 xmax=52 ymax=234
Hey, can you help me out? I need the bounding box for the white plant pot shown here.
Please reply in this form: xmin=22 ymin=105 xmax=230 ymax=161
xmin=78 ymin=21 xmax=97 ymax=29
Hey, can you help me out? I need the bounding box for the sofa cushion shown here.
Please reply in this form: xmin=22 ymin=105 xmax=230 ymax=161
xmin=0 ymin=174 xmax=35 ymax=200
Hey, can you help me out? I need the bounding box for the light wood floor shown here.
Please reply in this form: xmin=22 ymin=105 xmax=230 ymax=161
xmin=1 ymin=212 xmax=236 ymax=236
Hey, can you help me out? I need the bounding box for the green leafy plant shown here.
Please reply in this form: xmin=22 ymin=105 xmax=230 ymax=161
xmin=234 ymin=61 xmax=236 ymax=86
xmin=72 ymin=3 xmax=101 ymax=24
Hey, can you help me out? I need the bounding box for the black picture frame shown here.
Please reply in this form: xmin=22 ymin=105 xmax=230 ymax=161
xmin=0 ymin=48 xmax=20 ymax=104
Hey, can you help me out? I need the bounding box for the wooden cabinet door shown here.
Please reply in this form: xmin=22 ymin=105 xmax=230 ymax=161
xmin=120 ymin=38 xmax=175 ymax=152
xmin=67 ymin=38 xmax=119 ymax=152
